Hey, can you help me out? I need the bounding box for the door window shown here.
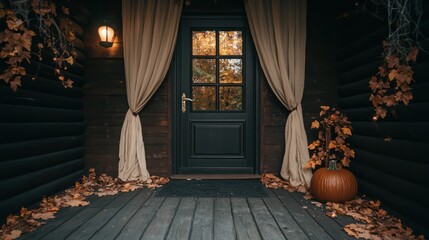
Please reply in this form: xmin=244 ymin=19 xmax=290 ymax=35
xmin=191 ymin=30 xmax=244 ymax=111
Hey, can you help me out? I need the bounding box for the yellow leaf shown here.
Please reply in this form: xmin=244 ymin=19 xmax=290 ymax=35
xmin=375 ymin=107 xmax=387 ymax=119
xmin=328 ymin=141 xmax=336 ymax=149
xmin=341 ymin=157 xmax=351 ymax=167
xmin=327 ymin=211 xmax=337 ymax=218
xmin=6 ymin=19 xmax=23 ymax=30
xmin=3 ymin=230 xmax=22 ymax=240
xmin=341 ymin=127 xmax=352 ymax=135
xmin=319 ymin=105 xmax=330 ymax=116
xmin=388 ymin=69 xmax=397 ymax=81
xmin=320 ymin=106 xmax=330 ymax=111
xmin=308 ymin=140 xmax=319 ymax=150
xmin=32 ymin=212 xmax=55 ymax=220
xmin=305 ymin=161 xmax=316 ymax=169
xmin=385 ymin=55 xmax=399 ymax=68
xmin=407 ymin=48 xmax=418 ymax=62
xmin=64 ymin=199 xmax=89 ymax=207
xmin=303 ymin=194 xmax=313 ymax=200
xmin=378 ymin=66 xmax=387 ymax=77
xmin=66 ymin=56 xmax=74 ymax=65
xmin=369 ymin=76 xmax=378 ymax=92
xmin=311 ymin=120 xmax=320 ymax=129
xmin=10 ymin=76 xmax=22 ymax=92
xmin=64 ymin=79 xmax=74 ymax=88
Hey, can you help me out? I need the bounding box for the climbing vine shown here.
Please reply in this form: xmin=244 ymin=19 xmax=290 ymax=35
xmin=369 ymin=0 xmax=423 ymax=120
xmin=0 ymin=0 xmax=77 ymax=91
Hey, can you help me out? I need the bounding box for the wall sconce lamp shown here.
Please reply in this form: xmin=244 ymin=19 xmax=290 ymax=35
xmin=98 ymin=25 xmax=115 ymax=48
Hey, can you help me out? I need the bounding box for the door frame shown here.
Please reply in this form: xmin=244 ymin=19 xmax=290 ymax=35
xmin=171 ymin=15 xmax=260 ymax=175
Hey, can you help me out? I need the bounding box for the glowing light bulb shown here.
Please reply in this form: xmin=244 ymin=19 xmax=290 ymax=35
xmin=98 ymin=25 xmax=114 ymax=48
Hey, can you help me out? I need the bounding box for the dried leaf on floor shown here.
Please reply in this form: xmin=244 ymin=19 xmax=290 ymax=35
xmin=326 ymin=211 xmax=337 ymax=218
xmin=64 ymin=199 xmax=90 ymax=207
xmin=310 ymin=201 xmax=323 ymax=208
xmin=260 ymin=173 xmax=310 ymax=194
xmin=1 ymin=230 xmax=22 ymax=240
xmin=261 ymin=175 xmax=425 ymax=240
xmin=31 ymin=212 xmax=55 ymax=220
xmin=327 ymin=197 xmax=425 ymax=240
xmin=303 ymin=193 xmax=313 ymax=200
xmin=0 ymin=168 xmax=170 ymax=240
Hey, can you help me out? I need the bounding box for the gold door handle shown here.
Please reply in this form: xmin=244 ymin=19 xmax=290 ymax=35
xmin=182 ymin=93 xmax=194 ymax=113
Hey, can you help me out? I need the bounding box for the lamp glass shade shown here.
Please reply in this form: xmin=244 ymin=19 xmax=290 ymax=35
xmin=98 ymin=25 xmax=115 ymax=43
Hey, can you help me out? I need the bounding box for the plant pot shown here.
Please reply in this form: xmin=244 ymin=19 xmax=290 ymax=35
xmin=310 ymin=160 xmax=358 ymax=203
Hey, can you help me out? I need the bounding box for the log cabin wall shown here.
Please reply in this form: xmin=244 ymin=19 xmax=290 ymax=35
xmin=0 ymin=2 xmax=89 ymax=221
xmin=83 ymin=0 xmax=339 ymax=176
xmin=335 ymin=3 xmax=429 ymax=230
xmin=261 ymin=0 xmax=339 ymax=173
xmin=83 ymin=0 xmax=171 ymax=177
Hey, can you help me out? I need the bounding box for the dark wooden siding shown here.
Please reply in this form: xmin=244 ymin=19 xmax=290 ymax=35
xmin=83 ymin=0 xmax=338 ymax=176
xmin=83 ymin=1 xmax=171 ymax=177
xmin=261 ymin=0 xmax=339 ymax=173
xmin=336 ymin=7 xmax=429 ymax=230
xmin=0 ymin=4 xmax=89 ymax=221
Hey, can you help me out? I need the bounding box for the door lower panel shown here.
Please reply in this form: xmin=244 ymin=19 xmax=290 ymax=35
xmin=191 ymin=121 xmax=245 ymax=157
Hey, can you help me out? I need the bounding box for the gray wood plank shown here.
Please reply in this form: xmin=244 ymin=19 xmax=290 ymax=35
xmin=289 ymin=192 xmax=354 ymax=240
xmin=214 ymin=198 xmax=236 ymax=240
xmin=89 ymin=189 xmax=153 ymax=240
xmin=41 ymin=195 xmax=119 ymax=240
xmin=65 ymin=190 xmax=141 ymax=239
xmin=190 ymin=198 xmax=214 ymax=240
xmin=231 ymin=198 xmax=262 ymax=240
xmin=114 ymin=196 xmax=165 ymax=240
xmin=247 ymin=198 xmax=286 ymax=240
xmin=165 ymin=198 xmax=197 ymax=240
xmin=263 ymin=197 xmax=310 ymax=240
xmin=20 ymin=196 xmax=101 ymax=240
xmin=140 ymin=197 xmax=181 ymax=240
xmin=273 ymin=189 xmax=333 ymax=240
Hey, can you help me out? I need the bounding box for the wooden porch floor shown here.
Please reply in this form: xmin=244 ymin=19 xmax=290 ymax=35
xmin=20 ymin=187 xmax=357 ymax=240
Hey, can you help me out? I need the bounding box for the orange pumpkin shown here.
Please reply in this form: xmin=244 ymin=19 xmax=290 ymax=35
xmin=310 ymin=160 xmax=358 ymax=203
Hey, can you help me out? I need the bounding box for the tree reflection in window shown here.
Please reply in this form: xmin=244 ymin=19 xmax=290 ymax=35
xmin=192 ymin=31 xmax=216 ymax=55
xmin=219 ymin=59 xmax=242 ymax=83
xmin=220 ymin=86 xmax=242 ymax=110
xmin=220 ymin=31 xmax=242 ymax=55
xmin=191 ymin=30 xmax=244 ymax=111
xmin=192 ymin=86 xmax=216 ymax=111
xmin=193 ymin=59 xmax=216 ymax=83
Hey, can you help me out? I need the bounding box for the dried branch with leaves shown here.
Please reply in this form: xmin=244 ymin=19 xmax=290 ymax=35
xmin=305 ymin=106 xmax=355 ymax=169
xmin=0 ymin=0 xmax=77 ymax=91
xmin=369 ymin=0 xmax=422 ymax=120
xmin=369 ymin=45 xmax=418 ymax=119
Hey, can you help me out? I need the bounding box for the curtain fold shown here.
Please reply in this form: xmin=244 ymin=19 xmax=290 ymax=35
xmin=119 ymin=0 xmax=182 ymax=181
xmin=244 ymin=0 xmax=312 ymax=186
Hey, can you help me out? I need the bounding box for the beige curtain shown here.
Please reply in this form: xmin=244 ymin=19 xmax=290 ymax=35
xmin=119 ymin=0 xmax=182 ymax=181
xmin=244 ymin=0 xmax=312 ymax=186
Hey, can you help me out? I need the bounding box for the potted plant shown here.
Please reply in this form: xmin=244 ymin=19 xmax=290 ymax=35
xmin=305 ymin=106 xmax=358 ymax=203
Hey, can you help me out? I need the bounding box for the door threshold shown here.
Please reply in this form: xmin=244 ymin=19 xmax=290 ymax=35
xmin=170 ymin=174 xmax=261 ymax=180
